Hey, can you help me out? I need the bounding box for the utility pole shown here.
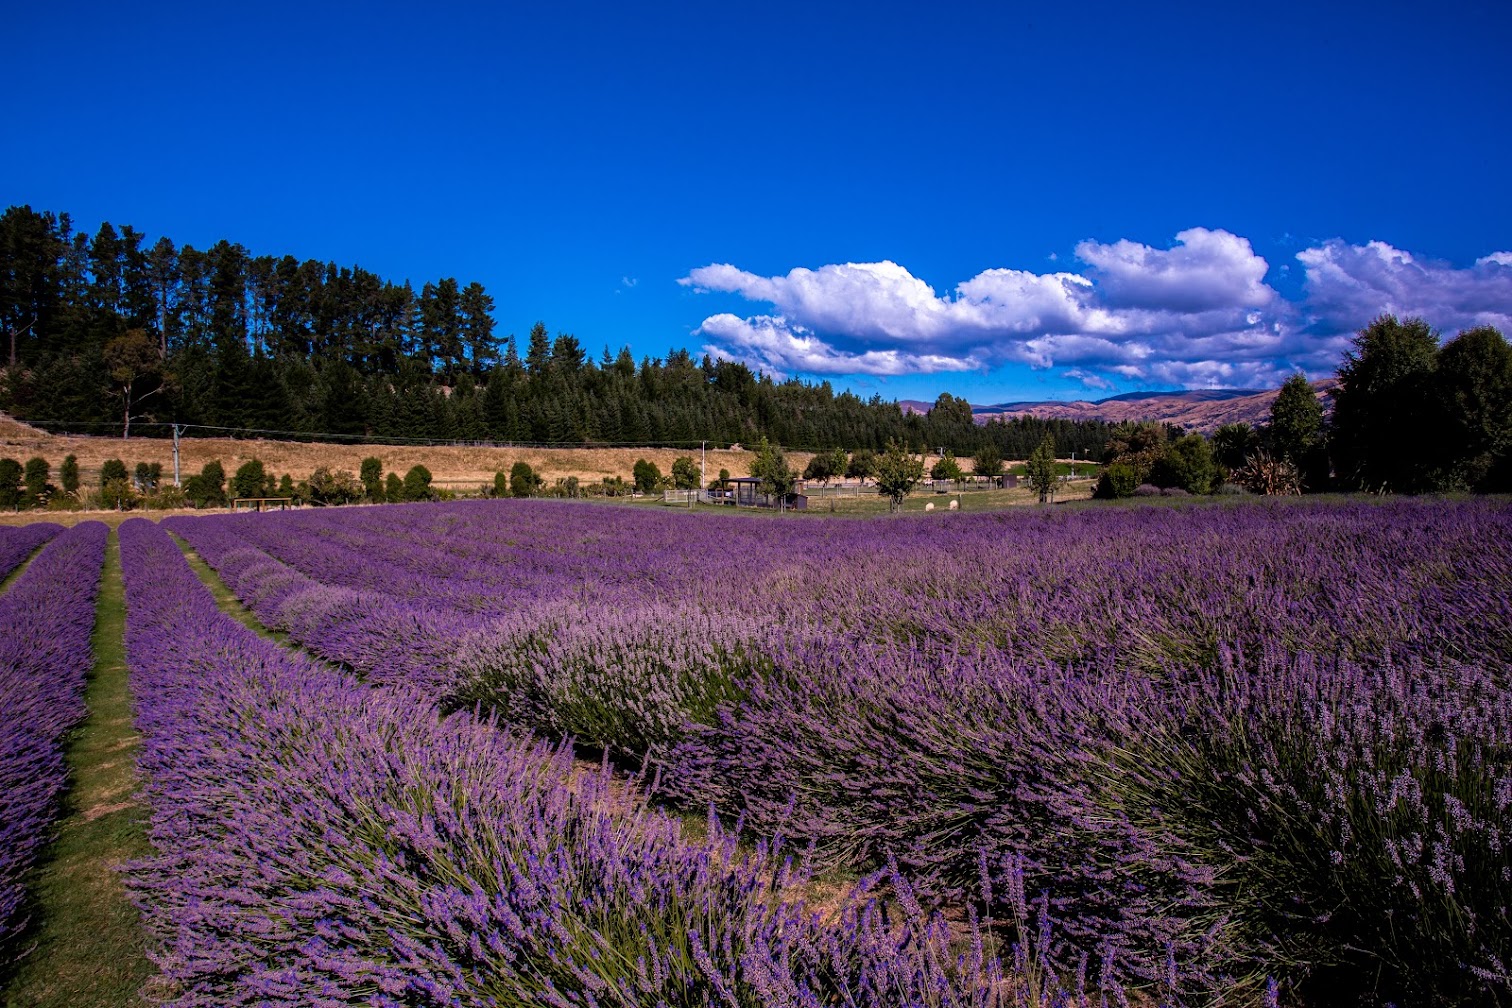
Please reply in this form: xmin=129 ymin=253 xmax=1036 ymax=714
xmin=699 ymin=440 xmax=706 ymax=505
xmin=7 ymin=318 xmax=35 ymax=369
xmin=172 ymin=424 xmax=185 ymax=486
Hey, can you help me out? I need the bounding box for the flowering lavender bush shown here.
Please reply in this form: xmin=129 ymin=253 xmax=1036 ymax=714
xmin=0 ymin=521 xmax=107 ymax=962
xmin=0 ymin=522 xmax=61 ymax=584
xmin=166 ymin=498 xmax=1512 ymax=1001
xmin=124 ymin=518 xmax=1095 ymax=1007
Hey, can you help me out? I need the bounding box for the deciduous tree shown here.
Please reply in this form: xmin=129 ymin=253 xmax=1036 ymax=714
xmin=846 ymin=448 xmax=878 ymax=484
xmin=875 ymin=439 xmax=924 ymax=512
xmin=1435 ymin=325 xmax=1512 ymax=490
xmin=1330 ymin=315 xmax=1439 ymax=493
xmin=1267 ymin=374 xmax=1327 ymax=490
xmin=103 ymin=327 xmax=166 ymax=437
xmin=750 ymin=438 xmax=797 ymax=508
xmin=930 ymin=450 xmax=963 ymax=483
xmin=670 ymin=456 xmax=700 ymax=490
xmin=631 ymin=459 xmax=662 ymax=494
xmin=972 ymin=442 xmax=1003 ymax=481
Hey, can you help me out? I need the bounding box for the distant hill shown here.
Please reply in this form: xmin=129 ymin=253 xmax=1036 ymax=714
xmin=899 ymin=382 xmax=1335 ymax=435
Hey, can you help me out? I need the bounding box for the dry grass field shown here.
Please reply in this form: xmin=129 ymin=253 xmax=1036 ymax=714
xmin=0 ymin=413 xmax=780 ymax=491
xmin=0 ymin=412 xmax=1099 ymax=526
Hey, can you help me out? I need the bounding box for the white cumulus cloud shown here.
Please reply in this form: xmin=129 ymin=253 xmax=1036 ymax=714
xmin=681 ymin=228 xmax=1512 ymax=390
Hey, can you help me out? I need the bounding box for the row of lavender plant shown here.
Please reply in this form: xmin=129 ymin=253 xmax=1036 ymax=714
xmin=168 ymin=499 xmax=1512 ymax=1002
xmin=0 ymin=521 xmax=107 ymax=963
xmin=0 ymin=522 xmax=61 ymax=584
xmin=123 ymin=517 xmax=1114 ymax=1007
xmin=178 ymin=499 xmax=1512 ymax=671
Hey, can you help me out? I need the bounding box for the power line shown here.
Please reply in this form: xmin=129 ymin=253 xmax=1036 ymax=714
xmin=14 ymin=418 xmax=735 ymax=451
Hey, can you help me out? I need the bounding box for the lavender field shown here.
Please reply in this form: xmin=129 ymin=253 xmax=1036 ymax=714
xmin=142 ymin=497 xmax=1511 ymax=1006
xmin=0 ymin=523 xmax=106 ymax=958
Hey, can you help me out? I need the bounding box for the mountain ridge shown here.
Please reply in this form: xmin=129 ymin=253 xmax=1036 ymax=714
xmin=897 ymin=382 xmax=1334 ymax=435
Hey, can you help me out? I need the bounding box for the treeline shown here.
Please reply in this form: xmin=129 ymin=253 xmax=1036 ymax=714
xmin=1093 ymin=315 xmax=1512 ymax=498
xmin=0 ymin=205 xmax=1114 ymax=458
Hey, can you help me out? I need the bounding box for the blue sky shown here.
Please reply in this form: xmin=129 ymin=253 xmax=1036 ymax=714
xmin=4 ymin=0 xmax=1510 ymax=403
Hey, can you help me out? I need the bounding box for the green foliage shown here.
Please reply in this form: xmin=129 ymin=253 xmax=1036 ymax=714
xmin=1435 ymin=325 xmax=1512 ymax=491
xmin=143 ymin=484 xmax=188 ymax=510
xmin=930 ymin=450 xmax=963 ymax=482
xmin=100 ymin=458 xmax=128 ymax=489
xmin=1101 ymin=421 xmax=1173 ymax=487
xmin=384 ymin=471 xmax=403 ymax=501
xmin=401 ymin=464 xmax=433 ymax=502
xmin=1025 ymin=435 xmax=1058 ymax=503
xmin=307 ymin=467 xmax=363 ymax=506
xmin=750 ymin=438 xmax=797 ymax=504
xmin=23 ymin=455 xmax=51 ymax=507
xmin=100 ymin=477 xmax=137 ymax=510
xmin=359 ymin=457 xmax=384 ymax=501
xmin=1267 ymin=374 xmax=1327 ymax=490
xmin=631 ymin=459 xmax=662 ymax=494
xmin=845 ymin=448 xmax=878 ymax=483
xmin=0 ymin=457 xmax=22 ymax=509
xmin=1 ymin=202 xmax=1131 ymax=460
xmin=971 ymin=441 xmax=1003 ymax=480
xmin=1235 ymin=450 xmax=1302 ymax=496
xmin=596 ymin=475 xmax=631 ymax=497
xmin=802 ymin=449 xmax=837 ymax=483
xmin=60 ymin=453 xmax=79 ymax=494
xmin=1330 ymin=315 xmax=1441 ymax=493
xmin=670 ymin=455 xmax=700 ymax=490
xmin=277 ymin=473 xmax=298 ymax=501
xmin=102 ymin=327 xmax=167 ymax=436
xmin=1094 ymin=460 xmax=1141 ymax=499
xmin=874 ymin=439 xmax=924 ymax=512
xmin=1211 ymin=423 xmax=1258 ymax=472
xmin=182 ymin=460 xmax=227 ymax=508
xmin=230 ymin=458 xmax=272 ymax=500
xmin=1150 ymin=434 xmax=1219 ymax=495
xmin=710 ymin=467 xmax=731 ymax=491
xmin=493 ymin=470 xmax=509 ymax=498
xmin=509 ymin=461 xmax=542 ymax=497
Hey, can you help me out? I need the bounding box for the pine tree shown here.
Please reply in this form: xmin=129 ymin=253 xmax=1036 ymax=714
xmin=360 ymin=457 xmax=384 ymax=501
xmin=1026 ymin=435 xmax=1058 ymax=504
xmin=0 ymin=458 xmax=23 ymax=509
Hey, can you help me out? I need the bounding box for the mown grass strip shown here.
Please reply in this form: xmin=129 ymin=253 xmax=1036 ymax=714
xmin=168 ymin=532 xmax=292 ymax=646
xmin=2 ymin=534 xmax=154 ymax=1008
xmin=0 ymin=542 xmax=48 ymax=596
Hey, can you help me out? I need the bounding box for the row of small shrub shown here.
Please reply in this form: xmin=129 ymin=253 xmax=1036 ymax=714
xmin=4 ymin=451 xmax=695 ymax=511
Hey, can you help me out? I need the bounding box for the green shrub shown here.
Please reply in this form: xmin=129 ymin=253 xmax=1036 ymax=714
xmin=1093 ymin=460 xmax=1140 ymax=498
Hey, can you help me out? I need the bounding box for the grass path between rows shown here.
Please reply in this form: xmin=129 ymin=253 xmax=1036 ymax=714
xmin=170 ymin=534 xmax=292 ymax=646
xmin=2 ymin=533 xmax=154 ymax=1008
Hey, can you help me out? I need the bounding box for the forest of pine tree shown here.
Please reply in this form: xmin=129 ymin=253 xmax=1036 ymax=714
xmin=0 ymin=205 xmax=1114 ymax=460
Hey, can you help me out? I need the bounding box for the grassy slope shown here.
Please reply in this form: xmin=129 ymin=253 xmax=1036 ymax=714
xmin=2 ymin=535 xmax=153 ymax=1008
